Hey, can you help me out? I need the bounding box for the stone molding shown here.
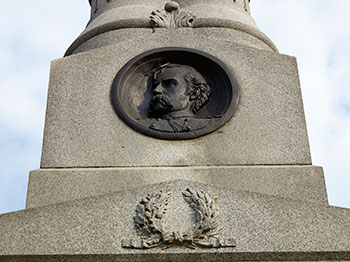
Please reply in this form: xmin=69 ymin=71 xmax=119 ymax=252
xmin=65 ymin=0 xmax=277 ymax=56
xmin=65 ymin=19 xmax=278 ymax=56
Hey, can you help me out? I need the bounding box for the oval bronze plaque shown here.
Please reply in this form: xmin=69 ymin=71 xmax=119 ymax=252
xmin=111 ymin=47 xmax=239 ymax=140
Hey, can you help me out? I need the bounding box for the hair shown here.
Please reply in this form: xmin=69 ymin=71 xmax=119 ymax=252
xmin=152 ymin=63 xmax=211 ymax=113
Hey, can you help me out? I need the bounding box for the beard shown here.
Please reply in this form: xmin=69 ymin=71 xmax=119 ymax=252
xmin=149 ymin=94 xmax=174 ymax=117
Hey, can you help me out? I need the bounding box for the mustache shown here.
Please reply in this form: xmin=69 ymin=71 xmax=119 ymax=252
xmin=150 ymin=94 xmax=172 ymax=108
xmin=149 ymin=94 xmax=174 ymax=116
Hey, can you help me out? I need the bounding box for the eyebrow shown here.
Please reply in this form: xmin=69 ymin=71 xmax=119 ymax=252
xmin=162 ymin=78 xmax=178 ymax=83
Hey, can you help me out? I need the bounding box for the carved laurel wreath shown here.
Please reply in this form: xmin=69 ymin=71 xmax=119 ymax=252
xmin=122 ymin=188 xmax=235 ymax=249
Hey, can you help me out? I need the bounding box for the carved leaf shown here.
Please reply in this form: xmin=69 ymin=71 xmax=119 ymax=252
xmin=150 ymin=10 xmax=170 ymax=28
xmin=182 ymin=188 xmax=221 ymax=240
xmin=150 ymin=3 xmax=195 ymax=28
xmin=175 ymin=11 xmax=195 ymax=27
xmin=134 ymin=191 xmax=171 ymax=237
xmin=124 ymin=188 xmax=234 ymax=250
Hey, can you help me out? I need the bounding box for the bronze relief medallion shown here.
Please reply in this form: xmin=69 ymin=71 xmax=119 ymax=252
xmin=111 ymin=47 xmax=239 ymax=140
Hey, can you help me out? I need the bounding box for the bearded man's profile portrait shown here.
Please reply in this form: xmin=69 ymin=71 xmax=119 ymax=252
xmin=147 ymin=63 xmax=213 ymax=133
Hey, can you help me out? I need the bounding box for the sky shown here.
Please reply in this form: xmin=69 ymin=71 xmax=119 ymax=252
xmin=0 ymin=0 xmax=349 ymax=214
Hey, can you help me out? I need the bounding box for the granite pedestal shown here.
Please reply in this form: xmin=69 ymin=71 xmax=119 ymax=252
xmin=1 ymin=0 xmax=349 ymax=261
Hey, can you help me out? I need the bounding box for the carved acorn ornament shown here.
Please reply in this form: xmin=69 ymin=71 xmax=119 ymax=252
xmin=150 ymin=1 xmax=196 ymax=28
xmin=164 ymin=1 xmax=180 ymax=12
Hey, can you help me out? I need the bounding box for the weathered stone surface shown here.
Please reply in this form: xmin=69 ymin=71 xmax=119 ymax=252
xmin=41 ymin=36 xmax=310 ymax=168
xmin=2 ymin=256 xmax=350 ymax=262
xmin=66 ymin=0 xmax=278 ymax=55
xmin=1 ymin=180 xmax=350 ymax=260
xmin=26 ymin=165 xmax=327 ymax=208
xmin=72 ymin=28 xmax=275 ymax=55
xmin=4 ymin=0 xmax=349 ymax=261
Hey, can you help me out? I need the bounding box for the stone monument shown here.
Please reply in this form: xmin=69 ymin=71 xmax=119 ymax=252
xmin=1 ymin=0 xmax=350 ymax=261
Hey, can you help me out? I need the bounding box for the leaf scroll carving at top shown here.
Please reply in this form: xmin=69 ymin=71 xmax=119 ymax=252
xmin=150 ymin=1 xmax=196 ymax=28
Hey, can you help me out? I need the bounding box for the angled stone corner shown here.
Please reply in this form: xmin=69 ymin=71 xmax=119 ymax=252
xmin=1 ymin=0 xmax=349 ymax=261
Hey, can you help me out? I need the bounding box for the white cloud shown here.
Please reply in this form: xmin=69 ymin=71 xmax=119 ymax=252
xmin=0 ymin=0 xmax=349 ymax=214
xmin=252 ymin=0 xmax=350 ymax=208
xmin=0 ymin=0 xmax=90 ymax=214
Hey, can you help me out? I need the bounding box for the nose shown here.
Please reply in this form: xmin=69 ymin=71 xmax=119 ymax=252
xmin=153 ymin=83 xmax=163 ymax=94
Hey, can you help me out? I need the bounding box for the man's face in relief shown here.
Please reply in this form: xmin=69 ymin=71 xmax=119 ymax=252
xmin=149 ymin=67 xmax=191 ymax=117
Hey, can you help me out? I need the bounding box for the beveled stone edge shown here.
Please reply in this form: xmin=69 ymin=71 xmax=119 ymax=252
xmin=26 ymin=165 xmax=328 ymax=209
xmin=64 ymin=18 xmax=278 ymax=56
xmin=1 ymin=249 xmax=350 ymax=261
